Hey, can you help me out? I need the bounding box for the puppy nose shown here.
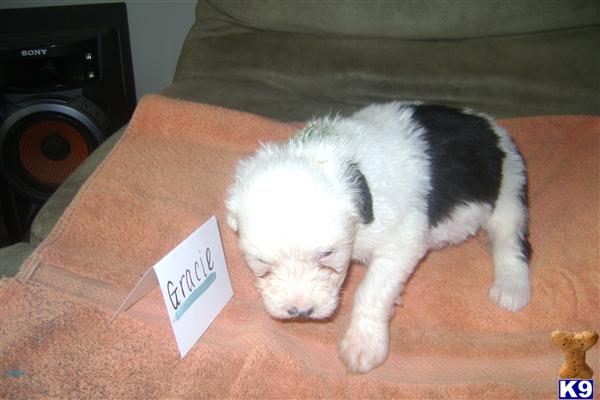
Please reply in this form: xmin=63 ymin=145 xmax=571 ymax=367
xmin=287 ymin=306 xmax=314 ymax=317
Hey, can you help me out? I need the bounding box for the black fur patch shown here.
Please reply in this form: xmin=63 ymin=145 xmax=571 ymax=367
xmin=411 ymin=105 xmax=505 ymax=228
xmin=518 ymin=182 xmax=533 ymax=262
xmin=345 ymin=162 xmax=374 ymax=224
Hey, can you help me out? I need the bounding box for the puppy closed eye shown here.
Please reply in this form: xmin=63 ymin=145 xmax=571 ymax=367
xmin=247 ymin=256 xmax=272 ymax=277
xmin=320 ymin=250 xmax=333 ymax=258
xmin=318 ymin=250 xmax=340 ymax=272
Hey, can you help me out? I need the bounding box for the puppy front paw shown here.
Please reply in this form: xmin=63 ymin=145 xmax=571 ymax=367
xmin=489 ymin=274 xmax=530 ymax=312
xmin=338 ymin=319 xmax=389 ymax=373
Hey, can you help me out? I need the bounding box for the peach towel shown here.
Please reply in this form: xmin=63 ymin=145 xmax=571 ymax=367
xmin=1 ymin=95 xmax=598 ymax=398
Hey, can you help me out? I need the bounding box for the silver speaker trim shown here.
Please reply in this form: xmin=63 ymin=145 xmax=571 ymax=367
xmin=0 ymin=102 xmax=105 ymax=148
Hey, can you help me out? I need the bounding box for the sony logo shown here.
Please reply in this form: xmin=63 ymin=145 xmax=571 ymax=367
xmin=20 ymin=48 xmax=48 ymax=57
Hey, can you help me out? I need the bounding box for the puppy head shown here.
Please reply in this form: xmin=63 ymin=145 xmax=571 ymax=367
xmin=226 ymin=144 xmax=370 ymax=319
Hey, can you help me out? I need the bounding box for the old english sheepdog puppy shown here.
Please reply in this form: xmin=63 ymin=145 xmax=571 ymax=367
xmin=225 ymin=102 xmax=531 ymax=373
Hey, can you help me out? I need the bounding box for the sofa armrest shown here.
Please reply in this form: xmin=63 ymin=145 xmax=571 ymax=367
xmin=0 ymin=242 xmax=35 ymax=278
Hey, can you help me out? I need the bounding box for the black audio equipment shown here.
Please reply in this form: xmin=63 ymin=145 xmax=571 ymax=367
xmin=0 ymin=3 xmax=136 ymax=243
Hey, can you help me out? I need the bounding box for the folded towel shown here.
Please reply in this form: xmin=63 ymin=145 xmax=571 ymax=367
xmin=2 ymin=95 xmax=598 ymax=398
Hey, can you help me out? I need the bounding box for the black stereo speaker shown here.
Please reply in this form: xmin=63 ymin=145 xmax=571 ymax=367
xmin=0 ymin=3 xmax=136 ymax=242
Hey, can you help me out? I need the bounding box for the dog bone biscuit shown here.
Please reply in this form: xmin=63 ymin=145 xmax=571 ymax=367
xmin=551 ymin=330 xmax=598 ymax=379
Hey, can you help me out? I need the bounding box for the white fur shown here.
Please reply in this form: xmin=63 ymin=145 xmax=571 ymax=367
xmin=226 ymin=102 xmax=530 ymax=373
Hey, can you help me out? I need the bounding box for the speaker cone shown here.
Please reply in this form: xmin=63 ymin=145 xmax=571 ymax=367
xmin=1 ymin=103 xmax=103 ymax=201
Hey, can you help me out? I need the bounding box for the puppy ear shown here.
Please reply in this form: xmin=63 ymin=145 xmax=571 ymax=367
xmin=344 ymin=162 xmax=374 ymax=224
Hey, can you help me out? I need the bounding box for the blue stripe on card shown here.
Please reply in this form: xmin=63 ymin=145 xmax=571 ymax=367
xmin=173 ymin=271 xmax=216 ymax=323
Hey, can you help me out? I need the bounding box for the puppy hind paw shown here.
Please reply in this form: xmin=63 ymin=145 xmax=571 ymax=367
xmin=489 ymin=275 xmax=530 ymax=312
xmin=338 ymin=320 xmax=389 ymax=373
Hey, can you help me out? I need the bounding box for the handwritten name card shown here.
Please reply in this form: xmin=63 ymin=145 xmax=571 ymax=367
xmin=111 ymin=216 xmax=233 ymax=357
